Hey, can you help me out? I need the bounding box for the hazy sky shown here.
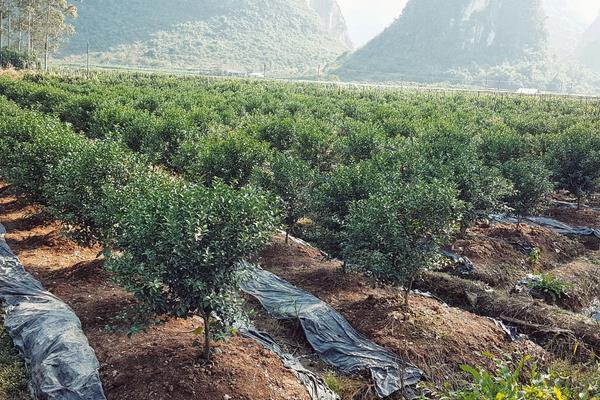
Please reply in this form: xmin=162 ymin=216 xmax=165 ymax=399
xmin=337 ymin=0 xmax=600 ymax=49
xmin=337 ymin=0 xmax=407 ymax=48
xmin=572 ymin=0 xmax=600 ymax=24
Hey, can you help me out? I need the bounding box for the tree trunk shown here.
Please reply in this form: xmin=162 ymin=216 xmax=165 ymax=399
xmin=285 ymin=228 xmax=289 ymax=244
xmin=27 ymin=9 xmax=31 ymax=56
xmin=17 ymin=1 xmax=21 ymax=52
xmin=201 ymin=310 xmax=211 ymax=361
xmin=404 ymin=277 xmax=414 ymax=311
xmin=0 ymin=10 xmax=4 ymax=50
xmin=6 ymin=13 xmax=10 ymax=49
xmin=44 ymin=0 xmax=49 ymax=71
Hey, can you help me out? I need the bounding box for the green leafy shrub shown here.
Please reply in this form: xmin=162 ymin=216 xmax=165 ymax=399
xmin=530 ymin=274 xmax=570 ymax=304
xmin=45 ymin=141 xmax=147 ymax=244
xmin=142 ymin=106 xmax=197 ymax=168
xmin=179 ymin=131 xmax=271 ymax=187
xmin=251 ymin=153 xmax=316 ymax=241
xmin=0 ymin=110 xmax=86 ymax=203
xmin=253 ymin=116 xmax=298 ymax=151
xmin=502 ymin=159 xmax=553 ymax=220
xmin=335 ymin=120 xmax=387 ymax=163
xmin=478 ymin=129 xmax=535 ymax=167
xmin=90 ymin=103 xmax=159 ymax=146
xmin=309 ymin=160 xmax=386 ymax=259
xmin=343 ymin=180 xmax=463 ymax=307
xmin=546 ymin=125 xmax=600 ymax=207
xmin=290 ymin=119 xmax=338 ymax=171
xmin=59 ymin=95 xmax=102 ymax=134
xmin=106 ymin=180 xmax=281 ymax=359
xmin=0 ymin=48 xmax=36 ymax=69
xmin=407 ymin=128 xmax=512 ymax=227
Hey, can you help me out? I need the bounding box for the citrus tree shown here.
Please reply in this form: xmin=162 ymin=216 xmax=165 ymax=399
xmin=502 ymin=159 xmax=553 ymax=223
xmin=44 ymin=140 xmax=147 ymax=244
xmin=251 ymin=153 xmax=315 ymax=243
xmin=343 ymin=180 xmax=463 ymax=309
xmin=546 ymin=125 xmax=600 ymax=208
xmin=106 ymin=180 xmax=281 ymax=360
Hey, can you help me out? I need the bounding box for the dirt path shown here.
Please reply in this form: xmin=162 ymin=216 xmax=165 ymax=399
xmin=0 ymin=184 xmax=310 ymax=400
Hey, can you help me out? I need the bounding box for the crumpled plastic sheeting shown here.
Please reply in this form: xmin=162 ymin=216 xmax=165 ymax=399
xmin=487 ymin=318 xmax=521 ymax=342
xmin=441 ymin=250 xmax=475 ymax=276
xmin=584 ymin=299 xmax=600 ymax=322
xmin=239 ymin=328 xmax=339 ymax=400
xmin=490 ymin=214 xmax=600 ymax=239
xmin=239 ymin=262 xmax=422 ymax=398
xmin=552 ymin=201 xmax=600 ymax=212
xmin=0 ymin=223 xmax=106 ymax=400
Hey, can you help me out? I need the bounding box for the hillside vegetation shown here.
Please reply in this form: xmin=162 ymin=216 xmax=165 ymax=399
xmin=59 ymin=0 xmax=351 ymax=73
xmin=543 ymin=0 xmax=589 ymax=59
xmin=580 ymin=13 xmax=600 ymax=73
xmin=335 ymin=0 xmax=549 ymax=85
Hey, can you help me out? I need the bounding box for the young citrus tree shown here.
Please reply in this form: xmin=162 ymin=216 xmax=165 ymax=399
xmin=251 ymin=152 xmax=316 ymax=243
xmin=407 ymin=128 xmax=512 ymax=229
xmin=106 ymin=179 xmax=280 ymax=360
xmin=309 ymin=159 xmax=386 ymax=261
xmin=501 ymin=159 xmax=553 ymax=223
xmin=44 ymin=140 xmax=147 ymax=245
xmin=546 ymin=125 xmax=600 ymax=208
xmin=343 ymin=180 xmax=463 ymax=309
xmin=179 ymin=130 xmax=271 ymax=187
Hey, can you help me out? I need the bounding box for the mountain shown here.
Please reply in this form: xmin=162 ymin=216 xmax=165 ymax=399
xmin=335 ymin=0 xmax=547 ymax=81
xmin=59 ymin=0 xmax=351 ymax=73
xmin=579 ymin=13 xmax=600 ymax=72
xmin=307 ymin=0 xmax=352 ymax=47
xmin=542 ymin=0 xmax=588 ymax=59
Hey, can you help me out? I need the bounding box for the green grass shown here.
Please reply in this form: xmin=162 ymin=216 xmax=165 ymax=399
xmin=0 ymin=316 xmax=30 ymax=400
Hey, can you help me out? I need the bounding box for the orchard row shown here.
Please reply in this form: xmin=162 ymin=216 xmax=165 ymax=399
xmin=0 ymin=73 xmax=599 ymax=352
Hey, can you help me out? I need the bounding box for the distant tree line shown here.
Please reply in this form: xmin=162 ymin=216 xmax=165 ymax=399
xmin=0 ymin=0 xmax=76 ymax=69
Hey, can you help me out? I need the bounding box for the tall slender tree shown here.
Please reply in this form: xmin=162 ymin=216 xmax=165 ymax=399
xmin=0 ymin=0 xmax=76 ymax=68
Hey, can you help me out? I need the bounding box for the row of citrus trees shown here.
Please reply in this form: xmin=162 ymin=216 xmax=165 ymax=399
xmin=1 ymin=74 xmax=599 ymax=297
xmin=0 ymin=74 xmax=599 ymax=396
xmin=0 ymin=97 xmax=281 ymax=359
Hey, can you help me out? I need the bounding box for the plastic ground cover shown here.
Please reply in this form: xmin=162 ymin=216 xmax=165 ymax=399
xmin=490 ymin=214 xmax=600 ymax=239
xmin=239 ymin=261 xmax=423 ymax=398
xmin=0 ymin=223 xmax=106 ymax=400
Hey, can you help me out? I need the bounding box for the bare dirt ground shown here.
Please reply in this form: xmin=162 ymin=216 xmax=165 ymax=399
xmin=546 ymin=207 xmax=600 ymax=230
xmin=452 ymin=223 xmax=585 ymax=287
xmin=0 ymin=183 xmax=310 ymax=400
xmin=3 ymin=179 xmax=599 ymax=398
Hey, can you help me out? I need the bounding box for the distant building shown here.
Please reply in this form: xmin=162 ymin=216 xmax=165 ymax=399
xmin=516 ymin=88 xmax=539 ymax=95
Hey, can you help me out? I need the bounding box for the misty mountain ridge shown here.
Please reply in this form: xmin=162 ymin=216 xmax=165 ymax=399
xmin=60 ymin=0 xmax=351 ymax=73
xmin=542 ymin=0 xmax=588 ymax=59
xmin=335 ymin=0 xmax=548 ymax=82
xmin=579 ymin=12 xmax=600 ymax=73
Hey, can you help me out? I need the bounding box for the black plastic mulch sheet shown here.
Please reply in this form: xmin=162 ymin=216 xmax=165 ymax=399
xmin=239 ymin=262 xmax=423 ymax=398
xmin=239 ymin=328 xmax=339 ymax=400
xmin=490 ymin=214 xmax=600 ymax=239
xmin=0 ymin=223 xmax=106 ymax=400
